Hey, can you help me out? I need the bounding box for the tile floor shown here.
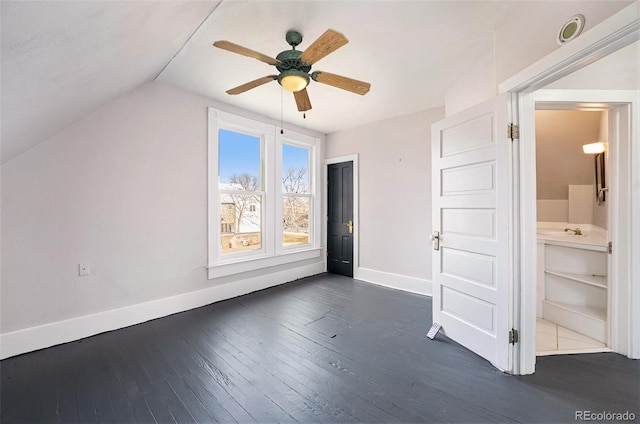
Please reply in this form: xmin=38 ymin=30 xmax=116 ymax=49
xmin=536 ymin=318 xmax=609 ymax=356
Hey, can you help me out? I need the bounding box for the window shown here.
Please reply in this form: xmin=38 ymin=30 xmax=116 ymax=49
xmin=208 ymin=108 xmax=321 ymax=278
xmin=282 ymin=143 xmax=311 ymax=247
xmin=218 ymin=129 xmax=263 ymax=254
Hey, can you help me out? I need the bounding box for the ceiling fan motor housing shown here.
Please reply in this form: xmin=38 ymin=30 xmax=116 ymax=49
xmin=275 ymin=49 xmax=312 ymax=89
xmin=275 ymin=50 xmax=311 ymax=73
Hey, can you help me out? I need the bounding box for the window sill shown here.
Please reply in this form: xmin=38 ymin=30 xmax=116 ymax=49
xmin=207 ymin=247 xmax=323 ymax=279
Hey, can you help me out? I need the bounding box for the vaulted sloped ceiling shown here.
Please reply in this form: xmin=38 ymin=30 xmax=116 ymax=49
xmin=1 ymin=1 xmax=220 ymax=163
xmin=0 ymin=0 xmax=633 ymax=164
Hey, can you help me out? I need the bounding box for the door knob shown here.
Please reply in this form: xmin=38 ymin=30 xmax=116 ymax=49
xmin=347 ymin=220 xmax=353 ymax=234
xmin=430 ymin=231 xmax=440 ymax=250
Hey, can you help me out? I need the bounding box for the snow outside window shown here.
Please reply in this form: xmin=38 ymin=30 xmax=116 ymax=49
xmin=207 ymin=108 xmax=322 ymax=278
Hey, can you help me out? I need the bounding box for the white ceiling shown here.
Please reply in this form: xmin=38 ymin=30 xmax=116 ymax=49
xmin=1 ymin=0 xmax=633 ymax=164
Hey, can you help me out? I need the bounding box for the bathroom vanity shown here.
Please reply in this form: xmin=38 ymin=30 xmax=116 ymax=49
xmin=537 ymin=222 xmax=608 ymax=344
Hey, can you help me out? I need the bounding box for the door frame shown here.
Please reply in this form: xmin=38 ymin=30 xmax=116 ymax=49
xmin=501 ymin=4 xmax=639 ymax=374
xmin=521 ymin=93 xmax=637 ymax=373
xmin=324 ymin=155 xmax=359 ymax=275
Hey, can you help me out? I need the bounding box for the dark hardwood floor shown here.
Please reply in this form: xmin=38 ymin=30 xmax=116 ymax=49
xmin=1 ymin=273 xmax=638 ymax=423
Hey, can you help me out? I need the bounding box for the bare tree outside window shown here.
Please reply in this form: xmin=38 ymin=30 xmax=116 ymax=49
xmin=228 ymin=173 xmax=260 ymax=233
xmin=283 ymin=166 xmax=310 ymax=244
xmin=218 ymin=128 xmax=263 ymax=254
xmin=213 ymin=120 xmax=319 ymax=262
xmin=282 ymin=166 xmax=308 ymax=194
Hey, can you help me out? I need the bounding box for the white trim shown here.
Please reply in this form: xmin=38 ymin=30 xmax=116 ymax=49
xmin=356 ymin=267 xmax=432 ymax=296
xmin=207 ymin=248 xmax=322 ymax=278
xmin=324 ymin=154 xmax=359 ymax=273
xmin=208 ymin=108 xmax=322 ymax=277
xmin=0 ymin=262 xmax=324 ymax=360
xmin=208 ymin=108 xmax=273 ymax=264
xmin=276 ymin=130 xmax=322 ymax=255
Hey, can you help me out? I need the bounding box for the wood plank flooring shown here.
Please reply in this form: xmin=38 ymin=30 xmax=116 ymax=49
xmin=2 ymin=273 xmax=638 ymax=423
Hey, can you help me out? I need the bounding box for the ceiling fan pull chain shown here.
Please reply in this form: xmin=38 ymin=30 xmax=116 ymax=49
xmin=280 ymin=86 xmax=284 ymax=134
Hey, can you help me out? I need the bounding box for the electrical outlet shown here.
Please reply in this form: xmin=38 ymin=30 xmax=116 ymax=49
xmin=78 ymin=263 xmax=90 ymax=276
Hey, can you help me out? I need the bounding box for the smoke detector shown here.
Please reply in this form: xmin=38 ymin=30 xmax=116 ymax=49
xmin=557 ymin=15 xmax=585 ymax=45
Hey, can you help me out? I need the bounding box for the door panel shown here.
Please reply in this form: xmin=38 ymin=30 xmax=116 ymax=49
xmin=432 ymin=94 xmax=511 ymax=371
xmin=328 ymin=162 xmax=354 ymax=277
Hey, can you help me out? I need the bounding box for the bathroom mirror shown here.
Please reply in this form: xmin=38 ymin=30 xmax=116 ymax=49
xmin=595 ymin=152 xmax=606 ymax=204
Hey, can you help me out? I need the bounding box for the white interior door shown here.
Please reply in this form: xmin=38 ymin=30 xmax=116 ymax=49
xmin=431 ymin=94 xmax=512 ymax=372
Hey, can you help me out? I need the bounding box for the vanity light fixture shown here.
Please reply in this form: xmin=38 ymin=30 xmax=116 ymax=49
xmin=582 ymin=141 xmax=605 ymax=154
xmin=582 ymin=142 xmax=607 ymax=204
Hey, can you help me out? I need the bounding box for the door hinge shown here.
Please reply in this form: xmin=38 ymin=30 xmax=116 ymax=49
xmin=508 ymin=123 xmax=519 ymax=140
xmin=608 ymin=241 xmax=612 ymax=254
xmin=509 ymin=329 xmax=519 ymax=344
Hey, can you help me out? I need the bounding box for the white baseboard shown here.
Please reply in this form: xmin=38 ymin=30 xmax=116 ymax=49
xmin=355 ymin=267 xmax=432 ymax=296
xmin=0 ymin=262 xmax=324 ymax=360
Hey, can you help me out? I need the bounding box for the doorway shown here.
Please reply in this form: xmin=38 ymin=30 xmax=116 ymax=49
xmin=518 ymin=91 xmax=638 ymax=373
xmin=533 ymin=106 xmax=613 ymax=356
xmin=327 ymin=161 xmax=354 ymax=277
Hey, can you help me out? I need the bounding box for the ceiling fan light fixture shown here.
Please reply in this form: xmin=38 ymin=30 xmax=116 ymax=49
xmin=279 ymin=70 xmax=309 ymax=93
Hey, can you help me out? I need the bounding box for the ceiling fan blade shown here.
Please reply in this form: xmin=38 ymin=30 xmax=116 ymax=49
xmin=226 ymin=76 xmax=277 ymax=95
xmin=213 ymin=40 xmax=280 ymax=66
xmin=294 ymin=88 xmax=312 ymax=112
xmin=299 ymin=29 xmax=348 ymax=64
xmin=312 ymin=71 xmax=371 ymax=95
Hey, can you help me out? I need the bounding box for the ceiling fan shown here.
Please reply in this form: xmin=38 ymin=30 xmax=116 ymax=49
xmin=213 ymin=29 xmax=371 ymax=112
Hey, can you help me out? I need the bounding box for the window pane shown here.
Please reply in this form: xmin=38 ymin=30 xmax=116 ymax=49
xmin=220 ymin=194 xmax=262 ymax=254
xmin=282 ymin=144 xmax=309 ymax=194
xmin=219 ymin=129 xmax=261 ymax=190
xmin=283 ymin=196 xmax=310 ymax=246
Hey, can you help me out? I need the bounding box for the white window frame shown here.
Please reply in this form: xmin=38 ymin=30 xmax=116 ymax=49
xmin=207 ymin=108 xmax=322 ymax=279
xmin=277 ymin=136 xmax=317 ymax=253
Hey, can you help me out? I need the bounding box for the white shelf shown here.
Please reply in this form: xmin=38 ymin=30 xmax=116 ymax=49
xmin=542 ymin=300 xmax=607 ymax=343
xmin=539 ymin=237 xmax=609 ymax=344
xmin=543 ymin=239 xmax=608 ymax=252
xmin=543 ymin=300 xmax=606 ymax=322
xmin=544 ymin=270 xmax=607 ymax=289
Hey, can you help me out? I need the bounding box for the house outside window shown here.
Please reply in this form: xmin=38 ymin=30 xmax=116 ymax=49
xmin=282 ymin=143 xmax=311 ymax=247
xmin=217 ymin=127 xmax=263 ymax=254
xmin=208 ymin=108 xmax=322 ymax=278
xmin=220 ymin=201 xmax=235 ymax=234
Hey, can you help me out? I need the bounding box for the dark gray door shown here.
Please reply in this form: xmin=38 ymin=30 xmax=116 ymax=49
xmin=327 ymin=161 xmax=353 ymax=277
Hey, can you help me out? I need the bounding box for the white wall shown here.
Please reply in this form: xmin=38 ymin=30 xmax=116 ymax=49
xmin=444 ymin=32 xmax=497 ymax=117
xmin=1 ymin=81 xmax=325 ymax=358
xmin=445 ymin=2 xmax=636 ymax=115
xmin=535 ymin=110 xmax=601 ymax=199
xmin=535 ymin=110 xmax=610 ymax=228
xmin=325 ymin=107 xmax=445 ymax=295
